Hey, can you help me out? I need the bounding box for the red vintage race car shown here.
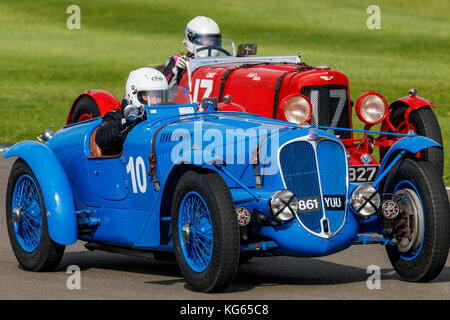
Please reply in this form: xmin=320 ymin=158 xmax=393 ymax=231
xmin=67 ymin=42 xmax=443 ymax=181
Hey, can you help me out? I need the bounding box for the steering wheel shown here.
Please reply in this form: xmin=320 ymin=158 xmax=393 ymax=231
xmin=195 ymin=46 xmax=232 ymax=57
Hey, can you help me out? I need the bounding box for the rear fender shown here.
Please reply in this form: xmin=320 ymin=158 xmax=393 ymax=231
xmin=66 ymin=90 xmax=120 ymax=124
xmin=2 ymin=141 xmax=77 ymax=245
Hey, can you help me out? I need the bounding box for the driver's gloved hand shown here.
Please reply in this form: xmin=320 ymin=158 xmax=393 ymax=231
xmin=175 ymin=56 xmax=188 ymax=70
xmin=172 ymin=56 xmax=188 ymax=77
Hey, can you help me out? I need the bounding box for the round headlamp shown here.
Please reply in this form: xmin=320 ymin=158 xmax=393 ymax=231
xmin=355 ymin=91 xmax=388 ymax=125
xmin=269 ymin=190 xmax=298 ymax=222
xmin=282 ymin=94 xmax=312 ymax=124
xmin=350 ymin=185 xmax=381 ymax=218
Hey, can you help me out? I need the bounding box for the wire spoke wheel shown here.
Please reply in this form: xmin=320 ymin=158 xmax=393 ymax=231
xmin=178 ymin=191 xmax=213 ymax=272
xmin=172 ymin=170 xmax=239 ymax=292
xmin=6 ymin=159 xmax=65 ymax=271
xmin=12 ymin=175 xmax=43 ymax=253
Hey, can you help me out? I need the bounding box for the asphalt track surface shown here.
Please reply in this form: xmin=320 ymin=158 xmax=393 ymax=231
xmin=0 ymin=156 xmax=449 ymax=300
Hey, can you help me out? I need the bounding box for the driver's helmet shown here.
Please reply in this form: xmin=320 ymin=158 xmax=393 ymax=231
xmin=125 ymin=67 xmax=169 ymax=107
xmin=184 ymin=16 xmax=221 ymax=57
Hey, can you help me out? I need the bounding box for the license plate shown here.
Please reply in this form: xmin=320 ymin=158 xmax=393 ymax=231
xmin=297 ymin=196 xmax=321 ymax=213
xmin=323 ymin=195 xmax=346 ymax=210
xmin=349 ymin=165 xmax=379 ymax=183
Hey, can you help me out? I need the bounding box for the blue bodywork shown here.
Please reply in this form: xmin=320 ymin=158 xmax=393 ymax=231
xmin=3 ymin=141 xmax=77 ymax=245
xmin=2 ymin=102 xmax=442 ymax=257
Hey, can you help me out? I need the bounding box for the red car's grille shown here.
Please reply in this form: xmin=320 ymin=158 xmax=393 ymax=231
xmin=300 ymin=85 xmax=351 ymax=139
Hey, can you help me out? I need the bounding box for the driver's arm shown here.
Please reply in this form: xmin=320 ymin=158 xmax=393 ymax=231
xmin=163 ymin=56 xmax=188 ymax=86
xmin=95 ymin=109 xmax=127 ymax=155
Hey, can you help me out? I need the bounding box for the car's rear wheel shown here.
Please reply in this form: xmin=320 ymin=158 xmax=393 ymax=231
xmin=381 ymin=158 xmax=449 ymax=282
xmin=380 ymin=106 xmax=443 ymax=176
xmin=70 ymin=96 xmax=101 ymax=123
xmin=171 ymin=170 xmax=239 ymax=292
xmin=6 ymin=159 xmax=65 ymax=271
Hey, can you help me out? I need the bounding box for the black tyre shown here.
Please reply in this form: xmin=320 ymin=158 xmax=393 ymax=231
xmin=6 ymin=159 xmax=65 ymax=271
xmin=171 ymin=170 xmax=240 ymax=292
xmin=380 ymin=106 xmax=443 ymax=176
xmin=70 ymin=96 xmax=100 ymax=123
xmin=381 ymin=158 xmax=449 ymax=282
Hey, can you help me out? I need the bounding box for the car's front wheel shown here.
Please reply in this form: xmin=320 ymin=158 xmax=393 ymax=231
xmin=381 ymin=158 xmax=449 ymax=282
xmin=6 ymin=159 xmax=65 ymax=271
xmin=171 ymin=170 xmax=240 ymax=292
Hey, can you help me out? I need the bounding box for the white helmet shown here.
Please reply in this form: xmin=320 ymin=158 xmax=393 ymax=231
xmin=184 ymin=16 xmax=221 ymax=56
xmin=125 ymin=67 xmax=169 ymax=107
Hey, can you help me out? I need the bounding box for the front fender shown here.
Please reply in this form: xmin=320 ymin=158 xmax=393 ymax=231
xmin=2 ymin=141 xmax=77 ymax=245
xmin=392 ymin=95 xmax=436 ymax=110
xmin=66 ymin=90 xmax=120 ymax=124
xmin=381 ymin=97 xmax=436 ymax=133
xmin=376 ymin=135 xmax=442 ymax=181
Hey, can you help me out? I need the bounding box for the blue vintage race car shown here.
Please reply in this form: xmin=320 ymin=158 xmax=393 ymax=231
xmin=3 ymin=92 xmax=449 ymax=292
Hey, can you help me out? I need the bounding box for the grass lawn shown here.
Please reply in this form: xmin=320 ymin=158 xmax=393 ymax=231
xmin=0 ymin=0 xmax=448 ymax=181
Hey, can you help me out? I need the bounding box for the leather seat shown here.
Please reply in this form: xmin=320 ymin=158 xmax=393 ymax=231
xmin=89 ymin=127 xmax=103 ymax=158
xmin=88 ymin=126 xmax=123 ymax=159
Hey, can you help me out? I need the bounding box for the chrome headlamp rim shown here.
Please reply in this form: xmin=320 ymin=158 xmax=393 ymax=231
xmin=355 ymin=91 xmax=388 ymax=125
xmin=350 ymin=185 xmax=381 ymax=218
xmin=268 ymin=189 xmax=298 ymax=222
xmin=281 ymin=94 xmax=313 ymax=125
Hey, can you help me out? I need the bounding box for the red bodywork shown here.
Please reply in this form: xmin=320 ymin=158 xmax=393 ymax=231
xmin=69 ymin=58 xmax=436 ymax=177
xmin=66 ymin=90 xmax=120 ymax=124
xmin=376 ymin=95 xmax=435 ymax=152
xmin=180 ymin=62 xmax=367 ymax=162
xmin=177 ymin=61 xmax=435 ymax=168
xmin=185 ymin=63 xmax=351 ymax=123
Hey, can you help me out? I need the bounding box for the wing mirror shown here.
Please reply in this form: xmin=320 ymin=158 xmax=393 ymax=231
xmin=123 ymin=105 xmax=144 ymax=122
xmin=237 ymin=43 xmax=257 ymax=57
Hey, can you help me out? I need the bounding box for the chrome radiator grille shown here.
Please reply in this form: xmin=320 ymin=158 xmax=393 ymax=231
xmin=279 ymin=138 xmax=348 ymax=237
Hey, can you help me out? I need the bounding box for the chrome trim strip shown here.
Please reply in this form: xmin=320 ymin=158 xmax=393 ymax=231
xmin=312 ymin=137 xmax=328 ymax=236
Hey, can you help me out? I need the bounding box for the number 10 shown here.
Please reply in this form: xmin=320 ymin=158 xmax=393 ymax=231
xmin=126 ymin=156 xmax=147 ymax=193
